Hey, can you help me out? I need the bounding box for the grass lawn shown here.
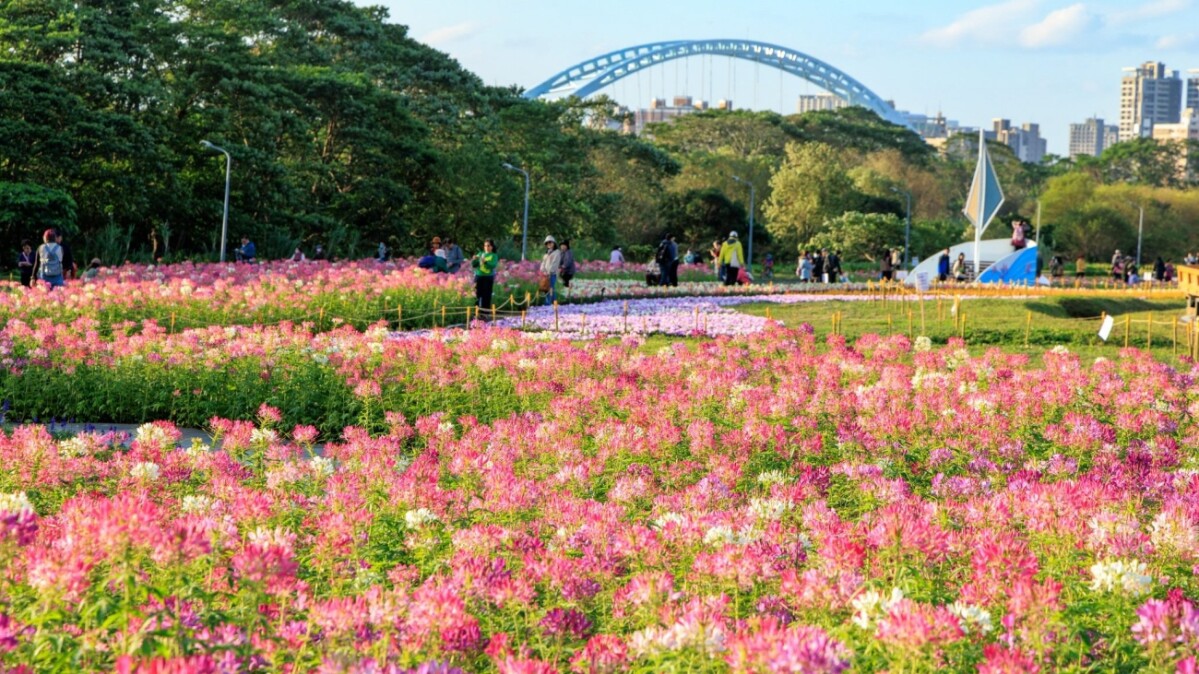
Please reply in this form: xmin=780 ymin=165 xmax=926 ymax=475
xmin=734 ymin=294 xmax=1195 ymax=362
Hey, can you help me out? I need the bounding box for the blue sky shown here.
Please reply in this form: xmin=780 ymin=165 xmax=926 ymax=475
xmin=367 ymin=0 xmax=1198 ymax=155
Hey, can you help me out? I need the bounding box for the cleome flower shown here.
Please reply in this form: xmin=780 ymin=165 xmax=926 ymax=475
xmin=130 ymin=461 xmax=161 ymax=482
xmin=851 ymin=588 xmax=904 ymax=629
xmin=1090 ymin=558 xmax=1153 ymax=596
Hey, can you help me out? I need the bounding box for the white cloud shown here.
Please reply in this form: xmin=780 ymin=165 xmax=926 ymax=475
xmin=1108 ymin=0 xmax=1192 ymax=25
xmin=1018 ymin=3 xmax=1096 ymax=47
xmin=418 ymin=22 xmax=479 ymax=46
xmin=919 ymin=0 xmax=1040 ymax=47
xmin=1154 ymin=33 xmax=1196 ymax=48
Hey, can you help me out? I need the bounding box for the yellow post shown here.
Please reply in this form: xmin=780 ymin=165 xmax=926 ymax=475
xmin=919 ymin=297 xmax=926 ymax=335
xmin=581 ymin=311 xmax=587 ymax=335
xmin=1124 ymin=314 xmax=1130 ymax=348
xmin=397 ymin=305 xmax=402 ymax=329
xmin=766 ymin=307 xmax=772 ymax=321
xmin=623 ymin=301 xmax=629 ymax=333
xmin=170 ymin=312 xmax=176 ymax=333
xmin=960 ymin=312 xmax=966 ymax=340
xmin=907 ymin=309 xmax=914 ymax=339
xmin=1173 ymin=316 xmax=1178 ymax=356
xmin=521 ymin=310 xmax=526 ymax=328
xmin=1147 ymin=314 xmax=1152 ymax=349
xmin=888 ymin=314 xmax=893 ymax=336
xmin=319 ymin=307 xmax=325 ymax=329
xmin=695 ymin=305 xmax=701 ymax=331
xmin=554 ymin=302 xmax=559 ymax=332
xmin=441 ymin=305 xmax=446 ymax=327
xmin=1025 ymin=311 xmax=1032 ymax=347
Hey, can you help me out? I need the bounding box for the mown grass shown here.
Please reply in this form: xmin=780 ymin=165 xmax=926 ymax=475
xmin=734 ymin=294 xmax=1194 ymax=362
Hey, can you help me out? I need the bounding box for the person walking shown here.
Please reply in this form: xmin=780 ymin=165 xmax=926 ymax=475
xmin=827 ymin=250 xmax=843 ymax=283
xmin=1110 ymin=249 xmax=1122 ymax=281
xmin=718 ymin=231 xmax=744 ymax=287
xmin=1153 ymin=256 xmax=1166 ymax=283
xmin=33 ymin=229 xmax=66 ymax=288
xmin=1075 ymin=254 xmax=1086 ymax=280
xmin=797 ymin=252 xmax=813 ymax=282
xmin=710 ymin=239 xmax=723 ymax=281
xmin=17 ymin=240 xmax=34 ymax=287
xmin=471 ymin=239 xmax=499 ymax=310
xmin=937 ymin=249 xmax=951 ymax=282
xmin=812 ymin=249 xmax=825 ymax=283
xmin=880 ymin=249 xmax=893 ymax=281
xmin=540 ymin=235 xmax=562 ymax=305
xmin=445 ymin=237 xmax=465 ymax=273
xmin=558 ymin=239 xmax=576 ymax=288
xmin=655 ymin=234 xmax=672 ymax=287
xmin=609 ymin=246 xmax=625 ymax=265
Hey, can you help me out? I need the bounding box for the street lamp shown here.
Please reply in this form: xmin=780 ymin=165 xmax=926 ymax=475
xmin=890 ymin=186 xmax=912 ymax=270
xmin=200 ymin=140 xmax=232 ymax=263
xmin=732 ymin=175 xmax=755 ymax=267
xmin=1127 ymin=202 xmax=1145 ymax=270
xmin=502 ymin=163 xmax=530 ymax=262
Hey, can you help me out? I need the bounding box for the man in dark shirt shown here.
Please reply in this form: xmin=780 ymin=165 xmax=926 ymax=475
xmin=55 ymin=230 xmax=78 ymax=279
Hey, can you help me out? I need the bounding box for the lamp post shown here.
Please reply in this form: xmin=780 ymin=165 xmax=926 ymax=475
xmin=732 ymin=175 xmax=755 ymax=267
xmin=502 ymin=163 xmax=530 ymax=262
xmin=1129 ymin=202 xmax=1144 ymax=270
xmin=200 ymin=140 xmax=232 ymax=262
xmin=890 ymin=186 xmax=912 ymax=270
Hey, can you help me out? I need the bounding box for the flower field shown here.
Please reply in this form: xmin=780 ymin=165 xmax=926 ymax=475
xmin=0 ymin=260 xmax=472 ymax=331
xmin=3 ymin=286 xmax=1199 ymax=672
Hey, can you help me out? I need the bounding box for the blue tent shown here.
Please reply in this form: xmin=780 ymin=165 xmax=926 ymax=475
xmin=978 ymin=246 xmax=1038 ymax=285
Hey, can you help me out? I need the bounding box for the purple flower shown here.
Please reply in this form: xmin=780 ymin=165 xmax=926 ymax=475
xmin=540 ymin=607 xmax=592 ymax=640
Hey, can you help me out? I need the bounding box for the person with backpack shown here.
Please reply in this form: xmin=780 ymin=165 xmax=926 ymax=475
xmin=33 ymin=229 xmax=66 ymax=288
xmin=540 ymin=235 xmax=562 ymax=305
xmin=718 ymin=231 xmax=744 ymax=287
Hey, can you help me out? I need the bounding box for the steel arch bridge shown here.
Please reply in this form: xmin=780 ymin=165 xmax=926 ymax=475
xmin=524 ymin=39 xmax=908 ymax=128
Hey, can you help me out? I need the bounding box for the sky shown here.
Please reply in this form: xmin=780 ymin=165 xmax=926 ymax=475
xmin=365 ymin=0 xmax=1199 ymax=155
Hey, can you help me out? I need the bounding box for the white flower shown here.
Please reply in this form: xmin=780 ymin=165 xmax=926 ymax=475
xmin=130 ymin=461 xmax=161 ymax=481
xmin=948 ymin=601 xmax=993 ymax=634
xmin=1089 ymin=558 xmax=1153 ymax=596
xmin=914 ymin=335 xmax=933 ymax=352
xmin=1149 ymin=510 xmax=1198 ymax=554
xmin=748 ymin=497 xmax=789 ymax=521
xmin=653 ymin=512 xmax=688 ymax=529
xmin=703 ymin=524 xmax=756 ymax=546
xmin=247 ymin=526 xmax=295 ymax=551
xmin=136 ymin=423 xmax=173 ymax=447
xmin=851 ymin=587 xmax=904 ymax=629
xmin=250 ymin=428 xmax=279 ymax=446
xmin=180 ymin=494 xmax=217 ymax=514
xmin=185 ymin=438 xmax=211 ymax=457
xmin=0 ymin=491 xmax=35 ymax=514
xmin=1050 ymin=345 xmax=1070 ymax=355
xmin=310 ymin=456 xmax=335 ymax=479
xmin=57 ymin=436 xmax=91 ymax=458
xmin=404 ymin=508 xmax=440 ymax=528
xmin=756 ymin=470 xmax=788 ymax=486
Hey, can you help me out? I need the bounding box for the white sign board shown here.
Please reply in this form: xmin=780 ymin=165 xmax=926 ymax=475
xmin=1098 ymin=315 xmax=1115 ymax=342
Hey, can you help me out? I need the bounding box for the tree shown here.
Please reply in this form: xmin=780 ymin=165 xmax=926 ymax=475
xmin=786 ymin=107 xmax=934 ymax=166
xmin=764 ymin=142 xmax=863 ymax=253
xmin=657 ymin=188 xmax=747 ymax=250
xmin=0 ymin=182 xmax=76 ymax=245
xmin=806 ymin=211 xmax=904 ymax=262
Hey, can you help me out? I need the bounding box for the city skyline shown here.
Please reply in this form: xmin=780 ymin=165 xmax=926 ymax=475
xmin=364 ymin=0 xmax=1199 ymax=156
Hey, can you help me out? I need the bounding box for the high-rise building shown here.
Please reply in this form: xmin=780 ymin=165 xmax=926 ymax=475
xmin=1119 ymin=61 xmax=1183 ymax=140
xmin=796 ymin=94 xmax=848 ymax=114
xmin=1151 ymin=107 xmax=1199 ymax=180
xmin=623 ymin=95 xmax=717 ymax=135
xmin=1068 ymin=117 xmax=1119 ymax=158
xmin=1187 ymin=70 xmax=1199 ymax=111
xmin=990 ymin=119 xmax=1048 ymax=163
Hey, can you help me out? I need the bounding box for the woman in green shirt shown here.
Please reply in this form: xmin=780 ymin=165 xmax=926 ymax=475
xmin=471 ymin=239 xmax=499 ymax=310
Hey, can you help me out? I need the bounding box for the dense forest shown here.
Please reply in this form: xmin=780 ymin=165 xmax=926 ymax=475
xmin=2 ymin=0 xmax=1198 ymax=265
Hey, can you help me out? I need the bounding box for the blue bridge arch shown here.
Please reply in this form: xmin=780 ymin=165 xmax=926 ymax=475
xmin=524 ymin=39 xmax=908 ymax=128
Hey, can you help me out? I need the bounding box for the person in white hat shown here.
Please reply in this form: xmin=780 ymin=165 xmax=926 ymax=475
xmin=718 ymin=231 xmax=745 ymax=287
xmin=540 ymin=235 xmax=562 ymax=305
